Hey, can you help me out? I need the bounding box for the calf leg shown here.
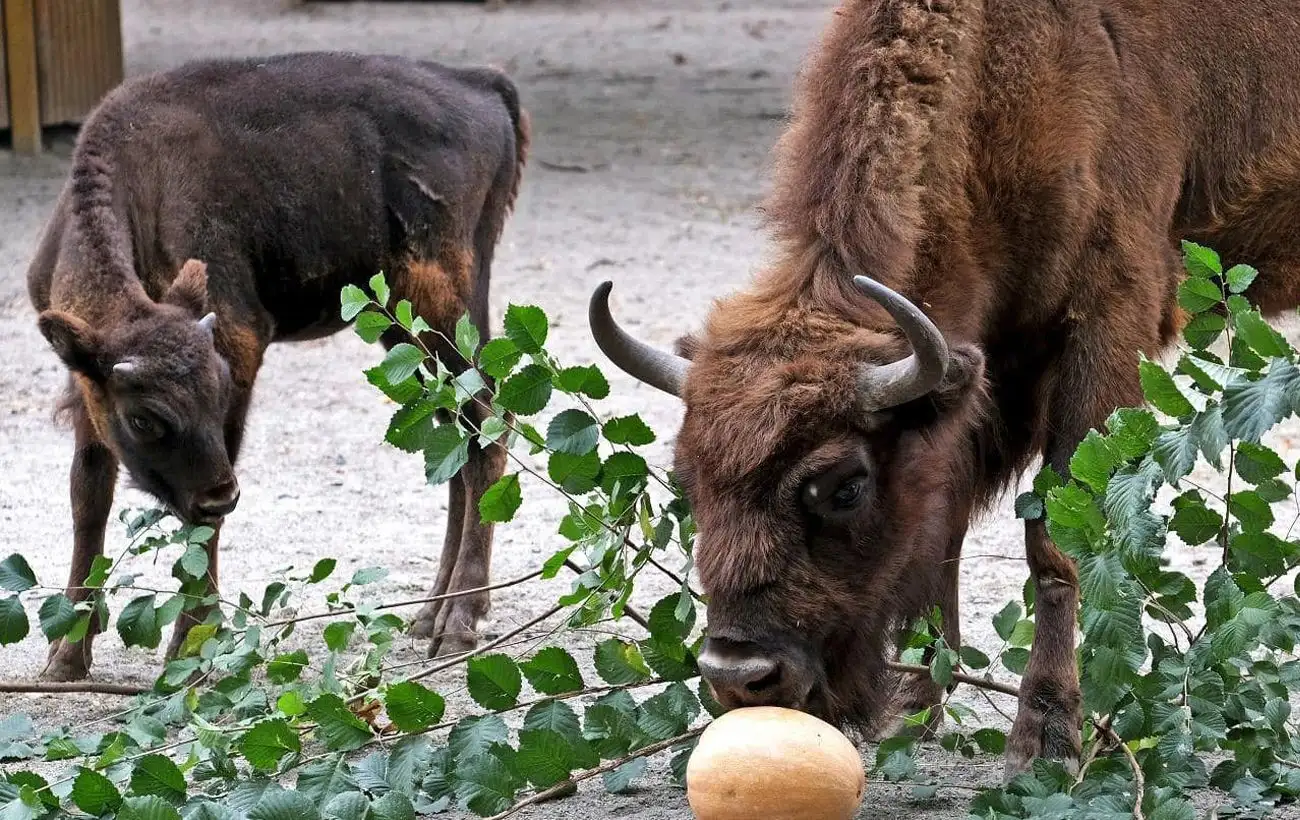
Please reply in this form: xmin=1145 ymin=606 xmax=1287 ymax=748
xmin=427 ymin=398 xmax=510 ymax=658
xmin=42 ymin=393 xmax=117 ymax=682
xmin=409 ymin=474 xmax=467 ymax=639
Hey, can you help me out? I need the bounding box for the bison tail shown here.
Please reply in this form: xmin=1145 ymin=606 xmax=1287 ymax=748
xmin=490 ymin=70 xmax=530 ymax=216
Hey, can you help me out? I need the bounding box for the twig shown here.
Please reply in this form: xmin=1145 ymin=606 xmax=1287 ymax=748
xmin=562 ymin=559 xmax=651 ymax=631
xmin=0 ymin=680 xmax=149 ymax=696
xmin=1074 ymin=716 xmax=1113 ymax=787
xmin=264 ymin=568 xmax=546 ymax=628
xmin=1097 ymin=720 xmax=1144 ymax=820
xmin=486 ymin=726 xmax=705 ymax=819
xmin=887 ymin=662 xmax=1020 ymax=699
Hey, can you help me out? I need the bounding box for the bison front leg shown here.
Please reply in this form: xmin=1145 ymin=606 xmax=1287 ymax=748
xmin=42 ymin=398 xmax=118 ymax=682
xmin=409 ymin=474 xmax=466 ymax=640
xmin=1004 ymin=519 xmax=1082 ymax=780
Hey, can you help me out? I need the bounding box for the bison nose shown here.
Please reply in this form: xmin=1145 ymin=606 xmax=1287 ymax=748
xmin=698 ymin=638 xmax=807 ymax=710
xmin=195 ymin=479 xmax=240 ymax=519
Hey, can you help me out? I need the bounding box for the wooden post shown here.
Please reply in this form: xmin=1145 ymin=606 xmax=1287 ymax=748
xmin=4 ymin=0 xmax=42 ymax=154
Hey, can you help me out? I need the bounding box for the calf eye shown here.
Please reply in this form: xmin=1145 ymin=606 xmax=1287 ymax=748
xmin=831 ymin=477 xmax=866 ymax=510
xmin=128 ymin=413 xmax=163 ymax=440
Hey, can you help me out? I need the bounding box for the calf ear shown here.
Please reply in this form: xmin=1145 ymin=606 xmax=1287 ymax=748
xmin=163 ymin=259 xmax=209 ymax=316
xmin=38 ymin=310 xmax=105 ymax=378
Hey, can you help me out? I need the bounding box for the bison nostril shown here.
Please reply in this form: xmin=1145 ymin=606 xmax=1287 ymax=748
xmin=746 ymin=666 xmax=782 ymax=694
xmin=195 ymin=479 xmax=240 ymax=518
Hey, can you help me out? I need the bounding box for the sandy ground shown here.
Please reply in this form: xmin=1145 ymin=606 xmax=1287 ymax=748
xmin=3 ymin=1 xmax=1300 ymax=818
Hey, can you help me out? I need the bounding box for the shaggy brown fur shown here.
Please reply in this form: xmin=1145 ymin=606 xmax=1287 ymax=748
xmin=28 ymin=51 xmax=529 ymax=682
xmin=595 ymin=0 xmax=1300 ymax=779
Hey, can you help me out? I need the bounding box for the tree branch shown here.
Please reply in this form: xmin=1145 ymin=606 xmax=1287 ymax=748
xmin=0 ymin=680 xmax=149 ymax=696
xmin=486 ymin=727 xmax=705 ymax=819
xmin=886 ymin=661 xmax=1020 ymax=699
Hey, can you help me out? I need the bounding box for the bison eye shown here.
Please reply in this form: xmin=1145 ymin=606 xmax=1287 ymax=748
xmin=127 ymin=413 xmax=163 ymax=440
xmin=831 ymin=477 xmax=866 ymax=510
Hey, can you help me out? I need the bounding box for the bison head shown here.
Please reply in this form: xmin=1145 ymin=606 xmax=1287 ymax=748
xmin=38 ymin=259 xmax=241 ymax=525
xmin=589 ymin=274 xmax=987 ymax=735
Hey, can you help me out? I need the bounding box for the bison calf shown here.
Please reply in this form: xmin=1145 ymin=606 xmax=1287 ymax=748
xmin=26 ymin=51 xmax=529 ymax=681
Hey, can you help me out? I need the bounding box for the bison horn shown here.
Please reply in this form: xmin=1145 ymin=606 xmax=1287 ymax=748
xmin=852 ymin=274 xmax=949 ymax=411
xmin=112 ymin=360 xmax=137 ymax=376
xmin=588 ymin=281 xmax=689 ymax=397
xmin=198 ymin=312 xmax=217 ymax=334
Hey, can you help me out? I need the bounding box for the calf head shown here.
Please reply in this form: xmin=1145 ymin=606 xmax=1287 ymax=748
xmin=38 ymin=260 xmax=241 ymax=525
xmin=589 ymin=275 xmax=987 ymax=735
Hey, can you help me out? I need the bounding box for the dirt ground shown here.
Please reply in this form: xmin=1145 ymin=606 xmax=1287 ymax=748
xmin=3 ymin=1 xmax=1300 ymax=818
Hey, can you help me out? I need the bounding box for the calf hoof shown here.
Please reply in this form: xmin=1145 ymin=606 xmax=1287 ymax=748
xmin=1004 ymin=697 xmax=1081 ymax=782
xmin=40 ymin=640 xmax=92 ymax=682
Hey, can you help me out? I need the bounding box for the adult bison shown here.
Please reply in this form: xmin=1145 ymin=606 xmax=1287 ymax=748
xmin=589 ymin=0 xmax=1300 ymax=778
xmin=28 ymin=51 xmax=528 ymax=680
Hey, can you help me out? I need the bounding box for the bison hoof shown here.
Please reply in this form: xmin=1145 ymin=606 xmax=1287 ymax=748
xmin=408 ymin=601 xmax=444 ymax=640
xmin=1004 ymin=701 xmax=1081 ymax=783
xmin=40 ymin=640 xmax=92 ymax=682
xmin=424 ymin=597 xmax=488 ymax=659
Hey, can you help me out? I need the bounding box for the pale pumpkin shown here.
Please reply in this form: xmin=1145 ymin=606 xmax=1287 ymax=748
xmin=685 ymin=706 xmax=866 ymax=820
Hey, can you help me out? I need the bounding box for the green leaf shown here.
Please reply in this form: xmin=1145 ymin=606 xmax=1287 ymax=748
xmin=448 ymin=714 xmax=509 ymax=760
xmin=240 ymin=719 xmax=301 ymax=771
xmin=1152 ymin=427 xmax=1198 ymax=484
xmin=594 ymin=639 xmax=652 ymax=685
xmin=307 ymin=694 xmax=373 ymax=752
xmin=277 ymin=692 xmax=307 ymax=717
xmin=1229 ymin=490 xmax=1273 ymax=533
xmin=117 ymin=594 xmax=161 ymax=649
xmin=369 ymin=793 xmax=413 ymax=820
xmin=71 ymin=767 xmax=121 ymax=815
xmin=1182 ymin=240 xmax=1222 ymax=278
xmin=248 ymin=790 xmax=319 ymax=820
xmin=930 ymin=647 xmax=954 ymax=688
xmin=367 ymin=272 xmax=390 ymax=307
xmin=554 ymin=365 xmax=610 ymax=399
xmin=324 ymin=622 xmax=356 ymax=653
xmin=36 ymin=594 xmax=77 ymax=641
xmin=466 ymin=654 xmax=523 ymax=710
xmin=351 ymin=567 xmax=388 ymax=585
xmin=364 ymin=363 xmax=421 ymax=404
xmin=383 ymin=682 xmax=446 ymax=732
xmin=130 ymin=754 xmax=186 ymax=803
xmin=423 ymin=426 xmax=470 ymax=486
xmin=178 ymin=544 xmax=208 ymax=580
xmin=384 ymin=399 xmax=441 ymax=454
xmin=959 ymin=645 xmax=991 ymax=670
xmin=1222 ymin=360 xmax=1299 ymax=442
xmin=119 ymin=796 xmax=182 ymax=820
xmin=1009 ymin=620 xmax=1035 ymax=648
xmin=1226 ymin=263 xmax=1259 ymax=294
xmin=310 ymin=558 xmax=337 ymax=584
xmin=1235 ymin=308 xmax=1292 ymax=360
xmin=1013 ymin=492 xmax=1043 ymax=521
xmin=602 ymin=757 xmax=647 ymax=794
xmin=296 ymin=756 xmax=358 ymax=807
xmin=354 ymin=311 xmax=392 ymax=344
xmin=1169 ymin=494 xmax=1222 ymax=545
xmin=1069 ymin=431 xmax=1121 ymax=493
xmin=1235 ymin=441 xmax=1286 ymax=484
xmin=603 ymin=415 xmax=656 ymax=446
xmin=1183 ymin=311 xmax=1226 ymax=349
xmin=0 ymin=556 xmax=37 ymax=592
xmin=1139 ymin=358 xmax=1195 ymax=418
xmin=394 ymin=299 xmax=414 ymax=330
xmin=520 ymin=647 xmax=584 ymax=695
xmin=547 ymin=450 xmax=601 ymax=494
xmin=522 ymin=700 xmax=583 ymax=740
xmin=452 ymin=753 xmax=520 ymax=816
xmin=267 ymin=650 xmax=309 ymax=684
xmin=497 ymin=365 xmax=553 ymax=415
xmin=514 ymin=730 xmax=574 ymax=788
xmin=600 ymin=452 xmax=650 ymax=496
xmin=993 ymin=601 xmax=1022 ymax=641
xmin=546 ymin=410 xmax=601 ymax=455
xmin=340 ymin=285 xmax=370 ymax=321
xmin=1177 ymin=277 xmax=1222 ymax=314
xmin=637 ymin=682 xmax=699 ymax=740
xmin=455 ymin=314 xmax=481 ymax=361
xmin=478 ymin=474 xmax=523 ymax=524
xmin=321 ymin=792 xmax=368 ymax=820
xmin=503 ymin=304 xmax=548 ymax=353
xmin=477 ymin=338 xmax=522 ymax=381
xmin=380 ymin=344 xmax=425 ymax=385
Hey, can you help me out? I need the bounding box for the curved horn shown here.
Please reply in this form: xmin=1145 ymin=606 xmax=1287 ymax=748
xmin=113 ymin=360 xmax=138 ymax=376
xmin=197 ymin=312 xmax=217 ymax=334
xmin=852 ymin=274 xmax=949 ymax=411
xmin=588 ymin=281 xmax=689 ymax=397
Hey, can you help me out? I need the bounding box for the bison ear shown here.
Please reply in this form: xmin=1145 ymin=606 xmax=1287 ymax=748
xmin=673 ymin=333 xmax=700 ymax=361
xmin=164 ymin=259 xmax=209 ymax=317
xmin=929 ymin=343 xmax=986 ymax=412
xmin=38 ymin=310 xmax=105 ymax=379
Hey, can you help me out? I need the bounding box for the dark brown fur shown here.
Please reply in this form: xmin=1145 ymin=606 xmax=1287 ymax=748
xmin=614 ymin=0 xmax=1300 ymax=778
xmin=27 ymin=51 xmax=529 ymax=680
